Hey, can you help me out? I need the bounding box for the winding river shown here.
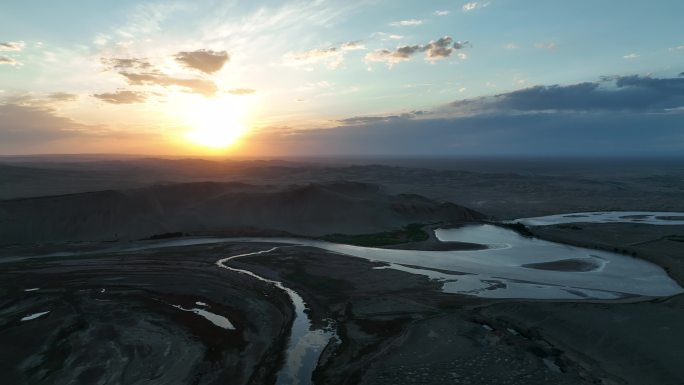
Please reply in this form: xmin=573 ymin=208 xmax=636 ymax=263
xmin=6 ymin=211 xmax=684 ymax=384
xmin=216 ymin=248 xmax=334 ymax=385
xmin=205 ymin=211 xmax=684 ymax=384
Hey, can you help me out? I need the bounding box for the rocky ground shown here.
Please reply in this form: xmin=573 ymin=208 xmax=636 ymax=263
xmin=0 ymin=243 xmax=294 ymax=385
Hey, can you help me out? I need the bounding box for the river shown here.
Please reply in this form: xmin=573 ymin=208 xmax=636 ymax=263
xmin=6 ymin=211 xmax=684 ymax=384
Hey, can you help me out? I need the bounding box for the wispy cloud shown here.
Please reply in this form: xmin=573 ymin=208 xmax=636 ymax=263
xmin=0 ymin=41 xmax=25 ymax=51
xmin=197 ymin=0 xmax=363 ymax=67
xmin=93 ymin=90 xmax=147 ymax=104
xmin=227 ymin=88 xmax=256 ymax=95
xmin=119 ymin=71 xmax=218 ymax=96
xmin=0 ymin=56 xmax=21 ymax=66
xmin=374 ymin=32 xmax=404 ymax=41
xmin=434 ymin=10 xmax=450 ymax=16
xmin=101 ymin=58 xmax=154 ymax=71
xmin=287 ymin=41 xmax=365 ymax=70
xmin=534 ymin=42 xmax=557 ymax=50
xmin=295 ymin=81 xmax=334 ymax=92
xmin=1 ymin=92 xmax=78 ymax=108
xmin=623 ymin=53 xmax=640 ymax=59
xmin=342 ymin=41 xmax=365 ymax=50
xmin=113 ymin=3 xmax=187 ymax=40
xmin=462 ymin=2 xmax=490 ymax=12
xmin=47 ymin=92 xmax=78 ymax=102
xmin=389 ymin=19 xmax=423 ymax=27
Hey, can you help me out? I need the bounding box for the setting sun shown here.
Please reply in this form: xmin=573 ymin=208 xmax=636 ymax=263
xmin=182 ymin=97 xmax=249 ymax=149
xmin=185 ymin=120 xmax=246 ymax=149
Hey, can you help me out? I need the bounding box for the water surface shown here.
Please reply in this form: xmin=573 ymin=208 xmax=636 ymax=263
xmin=516 ymin=211 xmax=684 ymax=226
xmin=216 ymin=248 xmax=334 ymax=385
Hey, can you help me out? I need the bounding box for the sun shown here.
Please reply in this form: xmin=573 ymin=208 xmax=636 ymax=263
xmin=182 ymin=97 xmax=249 ymax=149
xmin=185 ymin=119 xmax=246 ymax=149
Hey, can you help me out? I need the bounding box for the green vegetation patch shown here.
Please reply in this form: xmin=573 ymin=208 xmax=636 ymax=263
xmin=321 ymin=224 xmax=428 ymax=247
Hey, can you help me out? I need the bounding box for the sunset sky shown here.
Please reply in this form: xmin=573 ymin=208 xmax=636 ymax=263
xmin=1 ymin=0 xmax=683 ymax=156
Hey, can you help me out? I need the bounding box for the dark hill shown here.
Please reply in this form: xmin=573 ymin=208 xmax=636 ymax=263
xmin=0 ymin=181 xmax=485 ymax=245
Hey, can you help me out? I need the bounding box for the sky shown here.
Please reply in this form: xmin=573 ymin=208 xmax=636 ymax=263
xmin=1 ymin=0 xmax=683 ymax=156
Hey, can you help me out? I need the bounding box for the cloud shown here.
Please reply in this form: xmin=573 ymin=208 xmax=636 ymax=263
xmin=294 ymin=47 xmax=339 ymax=61
xmin=0 ymin=41 xmax=28 ymax=67
xmin=227 ymin=88 xmax=256 ymax=95
xmin=338 ymin=111 xmax=425 ymax=125
xmin=102 ymin=56 xmax=219 ymax=96
xmin=174 ymin=49 xmax=229 ymax=74
xmin=0 ymin=102 xmax=160 ymax=153
xmin=93 ymin=90 xmax=147 ymax=104
xmin=425 ymin=37 xmax=470 ymax=60
xmin=0 ymin=56 xmax=21 ymax=66
xmin=504 ymin=43 xmax=519 ymax=49
xmin=341 ymin=41 xmax=365 ymax=50
xmin=365 ymin=36 xmax=470 ymax=65
xmin=0 ymin=103 xmax=92 ymax=148
xmin=669 ymin=45 xmax=684 ymax=51
xmin=389 ymin=19 xmax=423 ymax=27
xmin=290 ymin=47 xmax=342 ymax=69
xmin=623 ymin=53 xmax=640 ymax=59
xmin=434 ymin=10 xmax=450 ymax=16
xmin=462 ymin=2 xmax=489 ymax=12
xmin=254 ymin=74 xmax=684 ymax=156
xmin=247 ymin=74 xmax=684 ymax=156
xmin=119 ymin=71 xmax=218 ymax=96
xmin=47 ymin=92 xmax=78 ymax=102
xmin=534 ymin=42 xmax=557 ymax=50
xmin=249 ymin=112 xmax=684 ymax=157
xmin=1 ymin=92 xmax=76 ymax=108
xmin=0 ymin=41 xmax=25 ymax=51
xmin=366 ymin=45 xmax=422 ymax=64
xmin=449 ymin=75 xmax=684 ymax=114
xmin=288 ymin=41 xmax=365 ymax=69
xmin=295 ymin=81 xmax=334 ymax=92
xmin=102 ymin=57 xmax=153 ymax=70
xmin=93 ymin=34 xmax=110 ymax=46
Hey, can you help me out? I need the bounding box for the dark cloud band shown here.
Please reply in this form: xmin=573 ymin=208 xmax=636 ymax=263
xmin=450 ymin=75 xmax=684 ymax=113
